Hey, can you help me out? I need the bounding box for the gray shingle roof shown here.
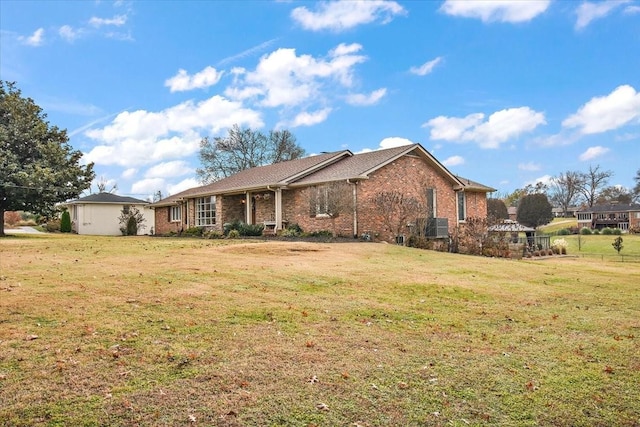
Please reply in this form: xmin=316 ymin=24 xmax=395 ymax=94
xmin=151 ymin=150 xmax=350 ymax=206
xmin=66 ymin=193 xmax=149 ymax=204
xmin=577 ymin=203 xmax=640 ymax=213
xmin=151 ymin=143 xmax=495 ymax=207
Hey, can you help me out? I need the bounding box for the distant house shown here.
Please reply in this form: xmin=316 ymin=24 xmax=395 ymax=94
xmin=63 ymin=193 xmax=155 ymax=236
xmin=151 ymin=144 xmax=495 ymax=243
xmin=576 ymin=203 xmax=640 ymax=231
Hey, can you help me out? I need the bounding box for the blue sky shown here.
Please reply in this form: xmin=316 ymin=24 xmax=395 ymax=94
xmin=2 ymin=0 xmax=639 ymax=199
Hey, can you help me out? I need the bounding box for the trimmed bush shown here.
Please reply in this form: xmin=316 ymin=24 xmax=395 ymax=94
xmin=601 ymin=227 xmax=613 ymax=235
xmin=613 ymin=228 xmax=622 ymax=235
xmin=60 ymin=210 xmax=72 ymax=233
xmin=580 ymin=227 xmax=592 ymax=235
xmin=557 ymin=228 xmax=571 ymax=236
xmin=227 ymin=229 xmax=240 ymax=239
xmin=184 ymin=226 xmax=204 ymax=237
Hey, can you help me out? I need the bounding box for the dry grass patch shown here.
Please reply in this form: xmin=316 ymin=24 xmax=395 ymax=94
xmin=0 ymin=234 xmax=639 ymax=426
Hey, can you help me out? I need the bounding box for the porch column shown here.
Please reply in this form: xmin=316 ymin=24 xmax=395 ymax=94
xmin=245 ymin=192 xmax=252 ymax=224
xmin=274 ymin=188 xmax=283 ymax=230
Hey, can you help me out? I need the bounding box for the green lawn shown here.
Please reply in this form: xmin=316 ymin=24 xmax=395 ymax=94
xmin=1 ymin=234 xmax=639 ymax=426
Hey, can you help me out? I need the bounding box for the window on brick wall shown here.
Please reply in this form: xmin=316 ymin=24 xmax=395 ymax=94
xmin=425 ymin=188 xmax=436 ymax=218
xmin=196 ymin=196 xmax=216 ymax=226
xmin=310 ymin=186 xmax=330 ymax=217
xmin=457 ymin=191 xmax=466 ymax=222
xmin=169 ymin=205 xmax=182 ymax=222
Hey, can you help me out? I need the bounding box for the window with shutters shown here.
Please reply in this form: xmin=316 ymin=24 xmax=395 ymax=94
xmin=169 ymin=205 xmax=182 ymax=222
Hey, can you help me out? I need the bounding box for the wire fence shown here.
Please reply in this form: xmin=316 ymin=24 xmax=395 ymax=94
xmin=574 ymin=253 xmax=640 ymax=263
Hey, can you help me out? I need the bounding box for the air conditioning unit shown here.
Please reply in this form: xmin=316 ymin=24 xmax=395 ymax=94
xmin=425 ymin=218 xmax=448 ymax=238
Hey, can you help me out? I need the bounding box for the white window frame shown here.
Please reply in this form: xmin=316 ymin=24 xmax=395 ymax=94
xmin=170 ymin=205 xmax=182 ymax=222
xmin=196 ymin=196 xmax=216 ymax=226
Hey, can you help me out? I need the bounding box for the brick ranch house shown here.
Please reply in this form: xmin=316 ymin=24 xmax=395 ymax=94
xmin=576 ymin=203 xmax=640 ymax=232
xmin=150 ymin=144 xmax=495 ymax=243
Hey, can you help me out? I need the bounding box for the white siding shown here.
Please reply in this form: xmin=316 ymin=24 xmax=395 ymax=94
xmin=74 ymin=204 xmax=155 ymax=236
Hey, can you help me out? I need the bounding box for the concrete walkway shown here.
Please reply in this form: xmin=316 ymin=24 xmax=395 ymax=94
xmin=4 ymin=226 xmax=43 ymax=234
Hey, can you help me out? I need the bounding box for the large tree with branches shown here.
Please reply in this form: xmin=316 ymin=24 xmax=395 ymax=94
xmin=578 ymin=165 xmax=613 ymax=207
xmin=549 ymin=171 xmax=583 ymax=217
xmin=197 ymin=125 xmax=305 ymax=183
xmin=0 ymin=81 xmax=94 ymax=236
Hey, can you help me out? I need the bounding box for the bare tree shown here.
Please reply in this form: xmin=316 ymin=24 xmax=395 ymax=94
xmin=549 ymin=171 xmax=583 ymax=217
xmin=372 ymin=191 xmax=424 ymax=240
xmin=97 ymin=179 xmax=117 ymax=194
xmin=309 ymin=181 xmax=354 ymax=237
xmin=596 ymin=186 xmax=633 ymax=205
xmin=578 ymin=165 xmax=613 ymax=207
xmin=269 ymin=130 xmax=304 ymax=164
xmin=197 ymin=125 xmax=305 ymax=183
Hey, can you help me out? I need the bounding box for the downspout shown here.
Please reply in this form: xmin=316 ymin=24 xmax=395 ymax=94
xmin=347 ymin=179 xmax=358 ymax=238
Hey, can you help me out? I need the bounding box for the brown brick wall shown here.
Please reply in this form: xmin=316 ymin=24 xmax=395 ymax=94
xmin=355 ymin=155 xmax=459 ymax=242
xmin=279 ymin=154 xmax=489 ymax=242
xmin=282 ymin=184 xmax=354 ymax=237
xmin=153 ymin=154 xmax=489 ymax=241
xmin=153 ymin=203 xmax=186 ymax=235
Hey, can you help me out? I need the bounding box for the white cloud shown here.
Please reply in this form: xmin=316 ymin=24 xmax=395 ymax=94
xmin=165 ymin=66 xmax=224 ymax=92
xmin=626 ymin=5 xmax=640 ymax=14
xmin=122 ymin=168 xmax=138 ymax=179
xmin=89 ymin=15 xmax=127 ymax=28
xmin=346 ymin=88 xmax=387 ymax=106
xmin=145 ymin=161 xmax=193 ymax=179
xmin=288 ymin=108 xmax=332 ymax=128
xmin=19 ymin=28 xmax=44 ymax=46
xmin=562 ymin=85 xmax=640 ymax=134
xmin=575 ymin=0 xmax=631 ymax=30
xmin=409 ymin=57 xmax=442 ymax=76
xmin=518 ymin=161 xmax=541 ymax=171
xmin=59 ymin=25 xmax=82 ymax=42
xmin=579 ymin=146 xmax=610 ymax=161
xmin=168 ymin=178 xmax=200 ymax=195
xmin=131 ymin=178 xmax=164 ymax=195
xmin=291 ymin=0 xmax=406 ymax=32
xmin=525 ymin=174 xmax=553 ymax=188
xmin=440 ymin=0 xmax=551 ymax=23
xmin=226 ymin=44 xmax=367 ymax=108
xmin=379 ymin=137 xmax=415 ymax=149
xmin=442 ymin=155 xmax=465 ymax=167
xmin=84 ymin=95 xmax=263 ymax=167
xmin=424 ymin=107 xmax=546 ymax=148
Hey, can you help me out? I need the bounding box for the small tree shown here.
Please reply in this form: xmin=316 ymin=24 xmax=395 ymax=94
xmin=118 ymin=206 xmax=146 ymax=236
xmin=517 ymin=193 xmax=553 ymax=229
xmin=487 ymin=198 xmax=509 ymax=223
xmin=60 ymin=210 xmax=72 ymax=233
xmin=612 ymin=236 xmax=623 ymax=255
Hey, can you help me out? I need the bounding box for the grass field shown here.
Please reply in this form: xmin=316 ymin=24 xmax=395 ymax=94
xmin=1 ymin=234 xmax=639 ymax=426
